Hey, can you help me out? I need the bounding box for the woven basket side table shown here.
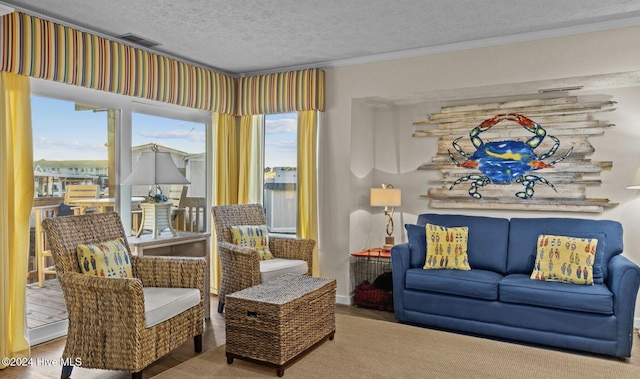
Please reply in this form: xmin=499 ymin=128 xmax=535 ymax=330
xmin=225 ymin=273 xmax=336 ymax=377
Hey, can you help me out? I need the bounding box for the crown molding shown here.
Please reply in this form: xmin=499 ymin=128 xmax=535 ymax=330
xmin=241 ymin=15 xmax=640 ymax=77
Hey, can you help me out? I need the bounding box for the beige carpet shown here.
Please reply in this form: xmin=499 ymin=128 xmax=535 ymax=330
xmin=153 ymin=314 xmax=639 ymax=378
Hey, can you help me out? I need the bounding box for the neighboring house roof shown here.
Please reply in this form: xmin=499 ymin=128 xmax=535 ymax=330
xmin=264 ymin=183 xmax=297 ymax=190
xmin=34 ymin=159 xmax=108 ymax=169
xmin=132 ymin=143 xmax=188 ymax=157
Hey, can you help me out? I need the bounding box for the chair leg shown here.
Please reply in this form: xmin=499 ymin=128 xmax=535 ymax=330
xmin=194 ymin=334 xmax=203 ymax=353
xmin=61 ymin=365 xmax=73 ymax=379
xmin=132 ymin=371 xmax=142 ymax=379
xmin=217 ymin=302 xmax=225 ymax=313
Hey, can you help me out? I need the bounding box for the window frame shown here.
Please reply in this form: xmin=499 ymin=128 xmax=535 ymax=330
xmin=31 ymin=77 xmax=212 ymax=233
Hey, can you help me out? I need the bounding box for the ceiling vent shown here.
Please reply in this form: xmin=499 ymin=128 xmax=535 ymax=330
xmin=117 ymin=33 xmax=161 ymax=48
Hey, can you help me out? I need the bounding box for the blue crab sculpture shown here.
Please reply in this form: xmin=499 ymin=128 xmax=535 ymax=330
xmin=448 ymin=113 xmax=572 ymax=199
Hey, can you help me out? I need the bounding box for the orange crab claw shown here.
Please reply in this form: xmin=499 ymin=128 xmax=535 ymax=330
xmin=461 ymin=160 xmax=479 ymax=169
xmin=529 ymin=160 xmax=553 ymax=169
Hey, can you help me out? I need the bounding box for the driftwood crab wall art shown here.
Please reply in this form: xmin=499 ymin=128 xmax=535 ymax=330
xmin=413 ymin=96 xmax=616 ymax=213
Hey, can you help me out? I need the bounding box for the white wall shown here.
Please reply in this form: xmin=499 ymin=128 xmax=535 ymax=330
xmin=320 ymin=25 xmax=640 ymax=323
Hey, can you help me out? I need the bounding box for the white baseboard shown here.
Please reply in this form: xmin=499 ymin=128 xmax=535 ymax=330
xmin=29 ymin=320 xmax=68 ymax=346
xmin=335 ymin=294 xmax=352 ymax=306
xmin=635 ymin=317 xmax=640 ymax=330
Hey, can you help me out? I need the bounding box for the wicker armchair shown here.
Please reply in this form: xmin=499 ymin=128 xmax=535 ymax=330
xmin=41 ymin=212 xmax=205 ymax=379
xmin=212 ymin=204 xmax=315 ymax=313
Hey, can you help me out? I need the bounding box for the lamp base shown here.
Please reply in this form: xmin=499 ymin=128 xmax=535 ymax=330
xmin=136 ymin=203 xmax=176 ymax=239
xmin=383 ymin=236 xmax=395 ymax=251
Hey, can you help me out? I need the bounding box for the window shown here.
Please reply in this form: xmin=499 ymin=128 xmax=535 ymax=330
xmin=29 ymin=95 xmax=116 ymax=343
xmin=26 ymin=78 xmax=212 ymax=346
xmin=32 ymin=97 xmax=113 ymax=198
xmin=132 ymin=112 xmax=207 ymax=232
xmin=263 ymin=113 xmax=297 ymax=234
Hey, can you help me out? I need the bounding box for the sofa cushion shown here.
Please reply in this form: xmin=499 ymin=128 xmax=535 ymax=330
xmin=423 ymin=224 xmax=470 ymax=270
xmin=406 ymin=223 xmax=428 ymax=268
xmin=415 ymin=214 xmax=509 ymax=274
xmin=406 ymin=268 xmax=502 ymax=300
xmin=530 ymin=234 xmax=598 ymax=285
xmin=259 ymin=258 xmax=308 ymax=283
xmin=507 ymin=218 xmax=620 ymax=282
xmin=500 ymin=274 xmax=613 ymax=315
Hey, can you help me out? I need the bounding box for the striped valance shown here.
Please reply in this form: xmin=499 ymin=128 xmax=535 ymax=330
xmin=237 ymin=68 xmax=325 ymax=115
xmin=0 ymin=12 xmax=235 ymax=114
xmin=0 ymin=12 xmax=325 ymax=116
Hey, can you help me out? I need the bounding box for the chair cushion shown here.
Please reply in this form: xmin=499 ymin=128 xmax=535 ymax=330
xmin=143 ymin=287 xmax=201 ymax=328
xmin=260 ymin=258 xmax=308 ymax=283
xmin=423 ymin=224 xmax=470 ymax=270
xmin=405 ymin=268 xmax=502 ymax=300
xmin=76 ymin=238 xmax=132 ymax=278
xmin=230 ymin=224 xmax=273 ymax=260
xmin=500 ymin=274 xmax=613 ymax=314
xmin=530 ymin=234 xmax=598 ymax=285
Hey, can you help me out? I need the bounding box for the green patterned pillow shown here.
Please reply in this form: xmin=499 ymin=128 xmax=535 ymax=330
xmin=423 ymin=223 xmax=470 ymax=270
xmin=77 ymin=238 xmax=132 ymax=278
xmin=530 ymin=234 xmax=597 ymax=285
xmin=230 ymin=225 xmax=273 ymax=260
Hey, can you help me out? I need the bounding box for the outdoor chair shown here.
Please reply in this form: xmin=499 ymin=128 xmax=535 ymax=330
xmin=211 ymin=204 xmax=315 ymax=313
xmin=42 ymin=212 xmax=205 ymax=379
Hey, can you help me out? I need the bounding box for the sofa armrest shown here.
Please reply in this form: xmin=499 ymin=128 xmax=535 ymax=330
xmin=217 ymin=241 xmax=261 ymax=300
xmin=58 ymin=271 xmax=146 ymax=333
xmin=130 ymin=255 xmax=206 ymax=299
xmin=269 ymin=236 xmax=315 ymax=275
xmin=391 ymin=243 xmax=411 ymax=319
xmin=606 ymin=254 xmax=640 ymax=357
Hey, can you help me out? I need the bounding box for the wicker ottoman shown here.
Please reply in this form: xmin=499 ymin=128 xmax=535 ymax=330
xmin=225 ymin=274 xmax=336 ymax=376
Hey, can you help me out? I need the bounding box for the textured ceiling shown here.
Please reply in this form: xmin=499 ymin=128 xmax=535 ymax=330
xmin=2 ymin=0 xmax=640 ymax=76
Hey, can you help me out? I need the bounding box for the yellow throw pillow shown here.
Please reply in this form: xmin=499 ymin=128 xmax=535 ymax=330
xmin=77 ymin=238 xmax=132 ymax=278
xmin=530 ymin=234 xmax=597 ymax=285
xmin=423 ymin=224 xmax=470 ymax=270
xmin=229 ymin=225 xmax=273 ymax=260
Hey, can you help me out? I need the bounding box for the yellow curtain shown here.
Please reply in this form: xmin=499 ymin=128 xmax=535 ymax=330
xmin=0 ymin=72 xmax=33 ymax=368
xmin=297 ymin=110 xmax=319 ymax=276
xmin=238 ymin=115 xmax=262 ymax=204
xmin=210 ymin=112 xmax=238 ymax=294
xmin=210 ymin=113 xmax=263 ymax=293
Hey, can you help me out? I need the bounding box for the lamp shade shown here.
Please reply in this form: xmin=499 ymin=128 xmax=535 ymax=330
xmin=122 ymin=150 xmax=190 ymax=185
xmin=370 ymin=188 xmax=401 ymax=207
xmin=627 ymin=165 xmax=640 ymax=189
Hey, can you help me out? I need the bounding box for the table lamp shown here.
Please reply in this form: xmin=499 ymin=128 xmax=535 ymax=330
xmin=122 ymin=144 xmax=189 ymax=238
xmin=370 ymin=184 xmax=402 ymax=250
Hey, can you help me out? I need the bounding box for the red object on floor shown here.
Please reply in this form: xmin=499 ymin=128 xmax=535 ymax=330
xmin=355 ymin=280 xmax=393 ymax=312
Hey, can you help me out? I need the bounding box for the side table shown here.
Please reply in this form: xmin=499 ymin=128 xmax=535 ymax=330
xmin=351 ymin=247 xmax=393 ymax=311
xmin=127 ymin=231 xmax=211 ymax=319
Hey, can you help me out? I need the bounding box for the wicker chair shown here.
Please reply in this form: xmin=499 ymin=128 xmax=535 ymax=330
xmin=41 ymin=212 xmax=205 ymax=379
xmin=212 ymin=204 xmax=315 ymax=313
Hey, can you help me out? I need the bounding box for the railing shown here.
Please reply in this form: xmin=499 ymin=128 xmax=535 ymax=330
xmin=29 ymin=196 xmax=207 ymax=283
xmin=131 ymin=196 xmax=206 ymax=233
xmin=182 ymin=197 xmax=206 ymax=232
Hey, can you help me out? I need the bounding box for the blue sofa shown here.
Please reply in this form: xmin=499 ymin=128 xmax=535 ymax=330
xmin=391 ymin=214 xmax=640 ymax=357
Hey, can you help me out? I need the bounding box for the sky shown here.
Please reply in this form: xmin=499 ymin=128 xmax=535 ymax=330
xmin=31 ymin=96 xmax=297 ymax=167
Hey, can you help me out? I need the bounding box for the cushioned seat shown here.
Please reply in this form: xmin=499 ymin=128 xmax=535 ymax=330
xmin=143 ymin=287 xmax=201 ymax=328
xmin=405 ymin=268 xmax=503 ymax=300
xmin=260 ymin=258 xmax=308 ymax=283
xmin=499 ymin=274 xmax=614 ymax=314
